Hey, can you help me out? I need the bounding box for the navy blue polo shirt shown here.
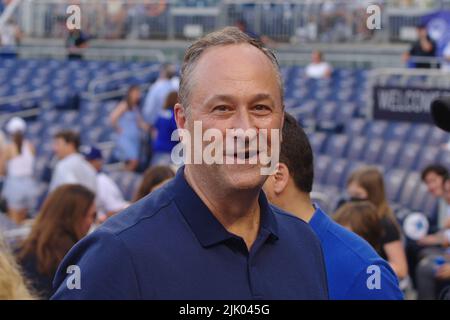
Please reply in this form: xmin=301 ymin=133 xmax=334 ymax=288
xmin=309 ymin=207 xmax=403 ymax=300
xmin=52 ymin=168 xmax=328 ymax=300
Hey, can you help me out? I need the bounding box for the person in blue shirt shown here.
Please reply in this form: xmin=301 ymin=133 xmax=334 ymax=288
xmin=151 ymin=90 xmax=179 ymax=166
xmin=51 ymin=27 xmax=328 ymax=300
xmin=263 ymin=113 xmax=403 ymax=300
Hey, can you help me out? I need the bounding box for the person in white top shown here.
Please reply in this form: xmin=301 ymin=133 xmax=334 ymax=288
xmin=305 ymin=50 xmax=333 ymax=79
xmin=0 ymin=117 xmax=37 ymax=224
xmin=142 ymin=63 xmax=177 ymax=126
xmin=81 ymin=145 xmax=129 ymax=223
xmin=49 ymin=130 xmax=97 ymax=193
xmin=0 ymin=18 xmax=22 ymax=53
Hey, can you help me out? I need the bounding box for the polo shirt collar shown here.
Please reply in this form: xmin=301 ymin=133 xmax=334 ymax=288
xmin=172 ymin=167 xmax=279 ymax=248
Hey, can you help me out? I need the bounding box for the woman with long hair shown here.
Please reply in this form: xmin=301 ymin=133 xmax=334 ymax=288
xmin=347 ymin=166 xmax=409 ymax=279
xmin=17 ymin=184 xmax=96 ymax=299
xmin=110 ymin=85 xmax=149 ymax=172
xmin=0 ymin=117 xmax=38 ymax=224
xmin=0 ymin=236 xmax=35 ymax=300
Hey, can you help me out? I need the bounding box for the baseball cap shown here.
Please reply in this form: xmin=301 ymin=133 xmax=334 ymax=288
xmin=6 ymin=117 xmax=26 ymax=134
xmin=81 ymin=145 xmax=103 ymax=161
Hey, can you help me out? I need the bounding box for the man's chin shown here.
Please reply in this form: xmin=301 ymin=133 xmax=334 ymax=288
xmin=222 ymin=164 xmax=267 ymax=190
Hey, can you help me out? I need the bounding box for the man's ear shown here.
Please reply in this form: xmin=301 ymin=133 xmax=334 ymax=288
xmin=273 ymin=162 xmax=290 ymax=195
xmin=174 ymin=103 xmax=187 ymax=130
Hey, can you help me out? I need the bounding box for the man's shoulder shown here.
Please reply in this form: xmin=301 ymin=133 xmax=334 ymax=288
xmin=97 ymin=186 xmax=175 ymax=238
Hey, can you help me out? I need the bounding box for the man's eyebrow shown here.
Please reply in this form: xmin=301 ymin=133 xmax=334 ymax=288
xmin=249 ymin=93 xmax=274 ymax=104
xmin=204 ymin=94 xmax=235 ymax=105
xmin=205 ymin=93 xmax=274 ymax=105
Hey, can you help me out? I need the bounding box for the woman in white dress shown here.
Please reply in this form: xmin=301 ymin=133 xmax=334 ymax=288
xmin=0 ymin=117 xmax=37 ymax=224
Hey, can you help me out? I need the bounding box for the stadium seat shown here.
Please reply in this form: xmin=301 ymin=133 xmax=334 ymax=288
xmin=415 ymin=146 xmax=441 ymax=172
xmin=398 ymin=143 xmax=422 ymax=171
xmin=397 ymin=172 xmax=421 ymax=208
xmin=384 ymin=168 xmax=408 ymax=203
xmin=309 ymin=132 xmax=328 ymax=154
xmin=314 ymin=155 xmax=333 ymax=186
xmin=366 ymin=121 xmax=388 ymax=139
xmin=345 ymin=118 xmax=367 ymax=136
xmin=323 ymin=158 xmax=350 ymax=188
xmin=345 ymin=136 xmax=367 ymax=161
xmin=379 ymin=140 xmax=402 ymax=169
xmin=362 ymin=138 xmax=384 ymax=164
xmin=323 ymin=135 xmax=350 ymax=158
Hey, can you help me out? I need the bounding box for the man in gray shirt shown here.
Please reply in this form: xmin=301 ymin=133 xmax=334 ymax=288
xmin=49 ymin=130 xmax=96 ymax=193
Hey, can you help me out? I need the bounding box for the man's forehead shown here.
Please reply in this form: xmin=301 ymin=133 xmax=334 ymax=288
xmin=193 ymin=44 xmax=275 ymax=76
xmin=189 ymin=44 xmax=280 ymax=97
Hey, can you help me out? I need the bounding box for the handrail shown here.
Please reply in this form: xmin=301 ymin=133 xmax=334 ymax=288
xmin=18 ymin=44 xmax=167 ymax=62
xmin=0 ymin=107 xmax=42 ymax=124
xmin=0 ymin=89 xmax=45 ymax=106
xmin=85 ymin=63 xmax=162 ymax=101
xmin=371 ymin=67 xmax=450 ymax=77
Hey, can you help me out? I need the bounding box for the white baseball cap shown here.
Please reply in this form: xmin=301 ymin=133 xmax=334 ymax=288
xmin=6 ymin=117 xmax=27 ymax=134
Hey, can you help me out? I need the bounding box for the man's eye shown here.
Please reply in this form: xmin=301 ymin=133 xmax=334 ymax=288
xmin=253 ymin=105 xmax=271 ymax=112
xmin=213 ymin=105 xmax=231 ymax=112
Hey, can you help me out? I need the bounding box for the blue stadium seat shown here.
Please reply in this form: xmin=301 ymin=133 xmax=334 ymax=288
xmin=345 ymin=136 xmax=367 ymax=161
xmin=398 ymin=143 xmax=422 ymax=171
xmin=415 ymin=146 xmax=440 ymax=172
xmin=309 ymin=132 xmax=328 ymax=154
xmin=323 ymin=158 xmax=350 ymax=188
xmin=345 ymin=118 xmax=367 ymax=136
xmin=426 ymin=127 xmax=449 ymax=146
xmin=437 ymin=150 xmax=450 ymax=169
xmin=323 ymin=134 xmax=350 ymax=158
xmin=366 ymin=121 xmax=388 ymax=139
xmin=316 ymin=102 xmax=337 ymax=121
xmin=335 ymin=103 xmax=356 ymax=123
xmin=362 ymin=138 xmax=384 ymax=164
xmin=379 ymin=140 xmax=403 ymax=169
xmin=406 ymin=123 xmax=431 ymax=145
xmin=384 ymin=122 xmax=411 ymax=141
xmin=410 ymin=181 xmax=431 ymax=213
xmin=384 ymin=168 xmax=408 ymax=203
xmin=314 ymin=155 xmax=332 ymax=186
xmin=398 ymin=172 xmax=421 ymax=208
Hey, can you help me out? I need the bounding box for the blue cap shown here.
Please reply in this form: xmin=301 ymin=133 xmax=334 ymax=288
xmin=81 ymin=146 xmax=103 ymax=161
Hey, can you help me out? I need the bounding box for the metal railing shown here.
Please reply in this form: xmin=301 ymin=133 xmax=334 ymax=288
xmin=7 ymin=0 xmax=393 ymax=43
xmin=6 ymin=0 xmax=450 ymax=44
xmin=85 ymin=63 xmax=162 ymax=101
xmin=5 ymin=0 xmax=450 ymax=44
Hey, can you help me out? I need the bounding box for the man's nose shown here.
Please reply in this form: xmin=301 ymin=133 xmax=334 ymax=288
xmin=232 ymin=108 xmax=254 ymax=131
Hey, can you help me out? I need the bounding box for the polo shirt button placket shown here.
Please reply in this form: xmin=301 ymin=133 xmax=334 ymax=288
xmin=247 ymin=257 xmax=264 ymax=300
